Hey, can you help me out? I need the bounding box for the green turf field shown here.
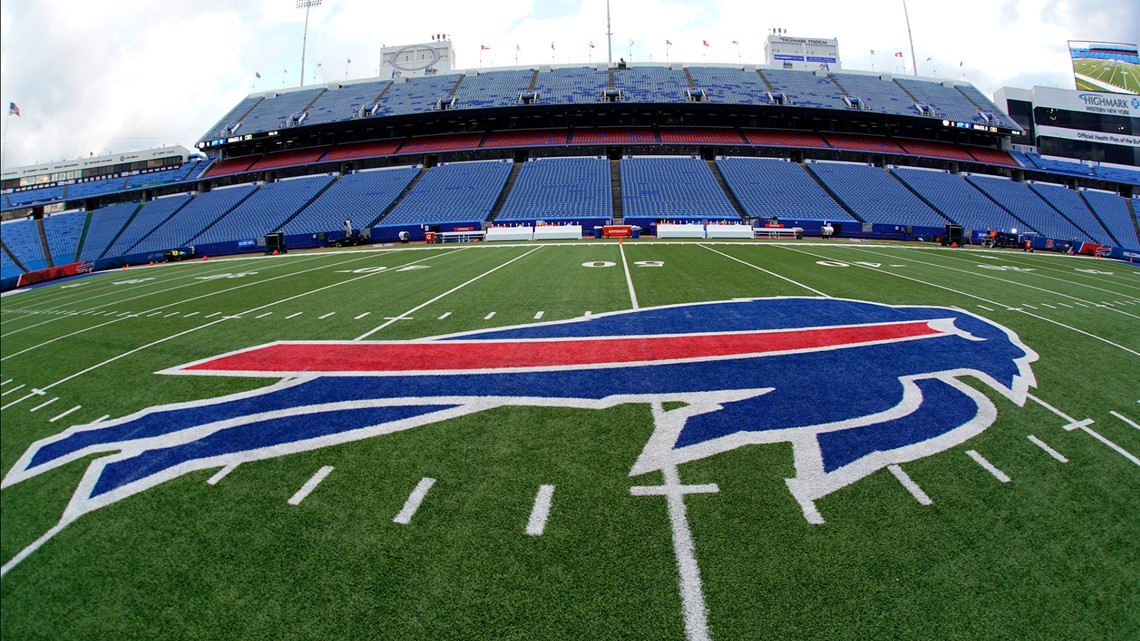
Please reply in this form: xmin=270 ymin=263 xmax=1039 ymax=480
xmin=1073 ymin=58 xmax=1140 ymax=93
xmin=1 ymin=240 xmax=1137 ymax=640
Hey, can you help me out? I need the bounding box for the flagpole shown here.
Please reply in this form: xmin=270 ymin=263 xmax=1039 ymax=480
xmin=606 ymin=0 xmax=613 ymax=65
xmin=902 ymin=0 xmax=918 ymax=77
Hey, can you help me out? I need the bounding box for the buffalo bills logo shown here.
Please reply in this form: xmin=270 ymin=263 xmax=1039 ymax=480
xmin=3 ymin=297 xmax=1036 ymax=533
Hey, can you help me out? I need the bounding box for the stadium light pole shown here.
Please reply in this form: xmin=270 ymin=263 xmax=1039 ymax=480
xmin=902 ymin=0 xmax=918 ymax=76
xmin=297 ymin=0 xmax=323 ymax=87
xmin=606 ymin=0 xmax=613 ymax=65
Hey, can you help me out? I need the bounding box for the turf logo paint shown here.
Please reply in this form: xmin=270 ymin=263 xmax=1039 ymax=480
xmin=3 ymin=298 xmax=1036 ymax=533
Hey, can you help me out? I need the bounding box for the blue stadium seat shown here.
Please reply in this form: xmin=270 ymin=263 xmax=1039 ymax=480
xmin=454 ymin=70 xmax=536 ymax=109
xmin=104 ymin=194 xmax=194 ymax=258
xmin=828 ymin=73 xmax=917 ymax=117
xmin=892 ymin=168 xmax=1021 ymax=232
xmin=78 ymin=202 xmax=141 ymax=261
xmin=383 ymin=160 xmax=513 ymax=225
xmin=0 ymin=218 xmax=49 ymax=272
xmin=531 ymin=67 xmax=610 ymax=104
xmin=965 ymin=175 xmax=1087 ymax=240
xmin=191 ymin=175 xmax=336 ymax=246
xmin=1 ymin=245 xmax=23 ymax=279
xmin=620 ymin=157 xmax=737 ymax=220
xmin=131 ymin=184 xmax=258 ymax=254
xmin=1027 ymin=182 xmax=1110 ymax=244
xmin=612 ymin=67 xmax=690 ymax=103
xmin=282 ymin=167 xmax=421 ymax=234
xmin=807 ymin=162 xmax=945 ymax=228
xmin=762 ymin=69 xmax=848 ymax=111
xmin=1081 ymin=189 xmax=1140 ymax=249
xmin=498 ymin=157 xmax=612 ymax=221
xmin=42 ymin=210 xmax=88 ymax=266
xmin=716 ymin=157 xmax=852 ymax=221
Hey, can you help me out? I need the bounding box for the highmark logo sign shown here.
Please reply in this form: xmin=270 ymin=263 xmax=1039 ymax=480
xmin=1077 ymin=93 xmax=1137 ymax=116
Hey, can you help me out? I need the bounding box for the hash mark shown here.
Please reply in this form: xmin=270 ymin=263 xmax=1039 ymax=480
xmin=966 ymin=450 xmax=1011 ymax=483
xmin=1027 ymin=435 xmax=1068 ymax=463
xmin=286 ymin=312 xmax=303 ymax=319
xmin=319 ymin=312 xmax=336 ymax=320
xmin=438 ymin=312 xmax=452 ymax=320
xmin=888 ymin=464 xmax=932 ymax=505
xmin=484 ymin=312 xmax=496 ymax=320
xmin=29 ymin=397 xmax=59 ymax=413
xmin=288 ymin=466 xmax=335 ymax=505
xmin=255 ymin=312 xmax=273 ymax=319
xmin=354 ymin=312 xmax=371 ymax=320
xmin=394 ymin=477 xmax=436 ymax=525
xmin=1109 ymin=410 xmax=1138 ymax=431
xmin=534 ymin=311 xmax=545 ymax=320
xmin=526 ymin=484 xmax=556 ymax=536
xmin=48 ymin=405 xmax=82 ymax=423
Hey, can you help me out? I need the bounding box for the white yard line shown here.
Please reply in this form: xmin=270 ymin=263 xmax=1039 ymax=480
xmin=355 ymin=246 xmax=542 ymax=341
xmin=887 ymin=464 xmax=933 ymax=505
xmin=525 ymin=485 xmax=556 ymax=536
xmin=1 ymin=254 xmax=448 ymax=410
xmin=966 ymin=450 xmax=1011 ymax=483
xmin=788 ymin=246 xmax=1140 ymax=358
xmin=619 ymin=241 xmax=640 ymax=309
xmin=702 ymin=245 xmax=830 ymax=297
xmin=288 ymin=466 xmax=335 ymax=505
xmin=627 ymin=402 xmax=716 ymax=641
xmin=393 ymin=477 xmax=437 ymax=525
xmin=1027 ymin=435 xmax=1068 ymax=463
xmin=1079 ymin=426 xmax=1140 ymax=466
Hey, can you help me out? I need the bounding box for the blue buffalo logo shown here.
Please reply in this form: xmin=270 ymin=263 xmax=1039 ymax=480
xmin=3 ymin=298 xmax=1036 ymax=535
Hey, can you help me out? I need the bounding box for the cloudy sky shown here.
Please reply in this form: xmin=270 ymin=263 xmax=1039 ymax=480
xmin=1 ymin=0 xmax=1137 ymax=169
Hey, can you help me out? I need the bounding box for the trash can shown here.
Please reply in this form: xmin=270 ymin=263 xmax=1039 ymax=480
xmin=631 ymin=226 xmax=641 ymax=239
xmin=593 ymin=226 xmax=603 ymax=239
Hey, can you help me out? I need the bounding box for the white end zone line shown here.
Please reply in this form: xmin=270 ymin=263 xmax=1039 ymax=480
xmin=394 ymin=477 xmax=436 ymax=525
xmin=526 ymin=484 xmax=556 ymax=536
xmin=966 ymin=450 xmax=1011 ymax=483
xmin=288 ymin=465 xmax=335 ymax=505
xmin=887 ymin=464 xmax=933 ymax=505
xmin=1027 ymin=435 xmax=1068 ymax=463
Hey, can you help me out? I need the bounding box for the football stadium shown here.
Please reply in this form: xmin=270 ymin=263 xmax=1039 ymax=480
xmin=1 ymin=3 xmax=1138 ymax=640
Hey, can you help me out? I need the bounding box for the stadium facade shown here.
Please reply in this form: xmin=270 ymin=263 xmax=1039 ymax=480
xmin=3 ymin=59 xmax=1140 ymax=290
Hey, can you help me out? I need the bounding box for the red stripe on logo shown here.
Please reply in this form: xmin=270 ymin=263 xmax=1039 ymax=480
xmin=184 ymin=321 xmax=944 ymax=374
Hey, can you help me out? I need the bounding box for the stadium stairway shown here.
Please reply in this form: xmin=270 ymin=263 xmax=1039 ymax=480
xmin=36 ymin=219 xmax=53 ymax=268
xmin=370 ymin=167 xmax=428 ymax=227
xmin=270 ymin=175 xmax=342 ymax=232
xmin=486 ymin=162 xmax=524 ymax=223
xmin=610 ymin=160 xmax=623 ymax=223
xmin=802 ymin=163 xmax=863 ymax=222
xmin=185 ymin=186 xmax=259 ymax=245
xmin=97 ymin=204 xmax=144 ymax=259
xmin=707 ymin=160 xmax=748 ymax=221
xmin=1 ymin=240 xmax=28 ymax=273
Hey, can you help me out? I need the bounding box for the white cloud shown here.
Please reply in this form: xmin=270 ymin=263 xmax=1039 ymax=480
xmin=0 ymin=0 xmax=1136 ymax=168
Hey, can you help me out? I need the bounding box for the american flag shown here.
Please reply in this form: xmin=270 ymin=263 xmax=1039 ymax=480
xmin=8 ymin=102 xmax=19 ymax=117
